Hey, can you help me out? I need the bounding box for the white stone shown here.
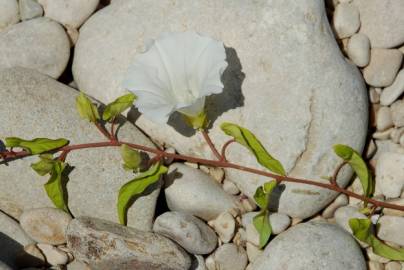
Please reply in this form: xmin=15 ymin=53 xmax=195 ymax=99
xmin=153 ymin=211 xmax=217 ymax=255
xmin=246 ymin=242 xmax=263 ymax=263
xmin=377 ymin=216 xmax=404 ymax=246
xmin=391 ymin=128 xmax=404 ymax=144
xmin=353 ymin=0 xmax=404 ymax=48
xmin=376 ymin=152 xmax=404 ymax=198
xmin=65 ymin=25 xmax=79 ymax=47
xmin=66 ymin=260 xmax=91 ymax=270
xmin=373 ymin=128 xmax=394 ymax=140
xmin=208 ymin=212 xmax=235 ymax=243
xmin=367 ymin=247 xmax=391 ymax=264
xmin=373 ymin=140 xmax=404 ymax=161
xmin=0 ymin=0 xmax=19 ymax=30
xmin=222 ymin=179 xmax=240 ymax=195
xmin=0 ymin=18 xmax=70 ymax=78
xmin=346 ymin=33 xmax=370 ymax=67
xmin=333 ymin=3 xmax=360 ymax=38
xmin=322 ymin=194 xmax=349 ymax=218
xmin=334 ymin=206 xmax=367 ymax=233
xmin=165 ymin=163 xmax=240 ymax=221
xmin=366 ymin=139 xmax=377 ymax=159
xmin=19 ymin=207 xmax=72 ymax=245
xmin=0 ymin=211 xmax=34 ymax=268
xmin=73 ymin=0 xmax=368 ymax=220
xmin=20 ymin=243 xmax=46 ymax=267
xmin=19 ymin=0 xmax=43 ymax=21
xmin=37 ymin=244 xmax=69 ymax=266
xmin=381 ymin=70 xmax=404 ymax=106
xmin=0 ymin=67 xmax=159 ymax=231
xmin=385 ymin=261 xmax=402 ymax=270
xmin=206 ymin=244 xmax=248 ymax=270
xmin=368 ymin=261 xmax=385 ymax=270
xmin=369 ymin=87 xmax=380 ymax=104
xmin=376 ymin=106 xmax=393 ymax=131
xmin=37 ymin=0 xmax=99 ymax=28
xmin=251 ymin=222 xmax=366 ymax=270
xmin=391 ymin=100 xmax=404 ymax=128
xmin=363 ymin=49 xmax=403 ymax=87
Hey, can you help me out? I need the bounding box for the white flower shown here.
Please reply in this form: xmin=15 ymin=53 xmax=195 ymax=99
xmin=122 ymin=31 xmax=228 ymax=126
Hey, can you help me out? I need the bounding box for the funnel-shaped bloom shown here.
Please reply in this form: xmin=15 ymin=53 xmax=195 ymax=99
xmin=122 ymin=31 xmax=228 ymax=126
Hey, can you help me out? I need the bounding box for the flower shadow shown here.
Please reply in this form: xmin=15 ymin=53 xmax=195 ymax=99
xmin=127 ymin=47 xmax=245 ymax=137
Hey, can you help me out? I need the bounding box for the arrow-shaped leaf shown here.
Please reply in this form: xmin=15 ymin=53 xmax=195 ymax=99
xmin=5 ymin=137 xmax=69 ymax=155
xmin=102 ymin=93 xmax=136 ymax=121
xmin=44 ymin=160 xmax=69 ymax=212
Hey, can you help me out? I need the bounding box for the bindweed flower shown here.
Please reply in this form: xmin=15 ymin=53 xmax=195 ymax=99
xmin=122 ymin=31 xmax=228 ymax=129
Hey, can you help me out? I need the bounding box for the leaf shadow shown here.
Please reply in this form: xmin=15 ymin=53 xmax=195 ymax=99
xmin=61 ymin=164 xmax=74 ymax=217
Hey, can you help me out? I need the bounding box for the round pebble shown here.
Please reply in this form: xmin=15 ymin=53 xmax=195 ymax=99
xmin=20 ymin=207 xmax=72 ymax=245
xmin=333 ymin=3 xmax=360 ymax=38
xmin=347 ymin=33 xmax=370 ymax=67
xmin=208 ymin=212 xmax=235 ymax=243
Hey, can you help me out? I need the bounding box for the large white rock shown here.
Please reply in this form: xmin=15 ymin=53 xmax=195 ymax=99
xmin=72 ymin=0 xmax=368 ymax=219
xmin=0 ymin=17 xmax=70 ymax=78
xmin=38 ymin=0 xmax=99 ymax=28
xmin=333 ymin=3 xmax=360 ymax=39
xmin=353 ymin=0 xmax=404 ymax=48
xmin=0 ymin=0 xmax=19 ymax=31
xmin=0 ymin=67 xmax=159 ymax=231
xmin=377 ymin=216 xmax=404 ymax=247
xmin=251 ymin=222 xmax=366 ymax=270
xmin=375 ymin=152 xmax=404 ymax=198
xmin=380 ymin=70 xmax=404 ymax=106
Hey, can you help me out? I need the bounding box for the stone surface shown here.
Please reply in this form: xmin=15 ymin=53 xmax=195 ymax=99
xmin=391 ymin=100 xmax=404 ymax=128
xmin=385 ymin=261 xmax=402 ymax=270
xmin=66 ymin=260 xmax=91 ymax=270
xmin=38 ymin=0 xmax=99 ymax=28
xmin=381 ymin=70 xmax=404 ymax=106
xmin=251 ymin=222 xmax=366 ymax=270
xmin=20 ymin=207 xmax=72 ymax=245
xmin=333 ymin=3 xmax=360 ymax=38
xmin=346 ymin=33 xmax=370 ymax=67
xmin=322 ymin=194 xmax=349 ymax=218
xmin=368 ymin=261 xmax=385 ymax=270
xmin=222 ymin=179 xmax=240 ymax=195
xmin=376 ymin=106 xmax=393 ymax=131
xmin=383 ymin=198 xmax=404 ymax=217
xmin=67 ymin=217 xmax=191 ymax=270
xmin=353 ymin=0 xmax=404 ymax=48
xmin=153 ymin=211 xmax=217 ymax=255
xmin=377 ymin=216 xmax=404 ymax=247
xmin=37 ymin=244 xmax=68 ymax=266
xmin=376 ymin=152 xmax=404 ymax=198
xmin=0 ymin=0 xmax=19 ymax=30
xmin=0 ymin=262 xmax=12 ymax=270
xmin=206 ymin=243 xmax=247 ymax=270
xmin=19 ymin=0 xmax=43 ymax=20
xmin=0 ymin=67 xmax=159 ymax=230
xmin=73 ymin=0 xmax=368 ymax=220
xmin=0 ymin=211 xmax=34 ymax=268
xmin=191 ymin=255 xmax=206 ymax=270
xmin=246 ymin=242 xmax=263 ymax=263
xmin=207 ymin=212 xmax=235 ymax=243
xmin=0 ymin=18 xmax=69 ymax=78
xmin=165 ymin=163 xmax=240 ymax=221
xmin=363 ymin=49 xmax=403 ymax=87
xmin=335 ymin=206 xmax=367 ymax=232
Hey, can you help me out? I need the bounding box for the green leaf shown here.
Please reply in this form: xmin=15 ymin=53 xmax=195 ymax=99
xmin=120 ymin=144 xmax=142 ymax=171
xmin=31 ymin=154 xmax=56 ymax=176
xmin=117 ymin=163 xmax=167 ymax=225
xmin=102 ymin=93 xmax=136 ymax=121
xmin=220 ymin=123 xmax=285 ymax=176
xmin=44 ymin=161 xmax=68 ymax=212
xmin=333 ymin=144 xmax=373 ymax=197
xmin=253 ymin=210 xmax=272 ymax=248
xmin=76 ymin=92 xmax=100 ymax=123
xmin=5 ymin=137 xmax=69 ymax=155
xmin=349 ymin=218 xmax=404 ymax=260
xmin=254 ymin=180 xmax=277 ymax=209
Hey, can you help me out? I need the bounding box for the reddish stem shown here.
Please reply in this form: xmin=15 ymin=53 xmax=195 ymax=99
xmin=95 ymin=122 xmax=112 ymax=141
xmin=110 ymin=118 xmax=117 ymax=142
xmin=201 ymin=130 xmax=222 ymax=160
xmin=221 ymin=139 xmax=236 ymax=161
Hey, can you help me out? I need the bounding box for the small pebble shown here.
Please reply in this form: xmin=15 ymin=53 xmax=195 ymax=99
xmin=368 ymin=261 xmax=385 ymax=270
xmin=0 ymin=0 xmax=19 ymax=30
xmin=208 ymin=212 xmax=235 ymax=243
xmin=373 ymin=128 xmax=394 ymax=140
xmin=334 ymin=206 xmax=367 ymax=233
xmin=333 ymin=3 xmax=360 ymax=38
xmin=367 ymin=247 xmax=391 ymax=264
xmin=385 ymin=261 xmax=402 ymax=270
xmin=376 ymin=106 xmax=393 ymax=131
xmin=347 ymin=33 xmax=370 ymax=67
xmin=381 ymin=70 xmax=404 ymax=106
xmin=20 ymin=207 xmax=72 ymax=245
xmin=19 ymin=0 xmax=43 ymax=21
xmin=322 ymin=194 xmax=349 ymax=218
xmin=37 ymin=244 xmax=69 ymax=266
xmin=190 ymin=255 xmax=207 ymax=270
xmin=246 ymin=242 xmax=263 ymax=263
xmin=391 ymin=100 xmax=404 ymax=127
xmin=376 ymin=152 xmax=404 ymax=198
xmin=363 ymin=49 xmax=403 ymax=87
xmin=369 ymin=87 xmax=380 ymax=104
xmin=377 ymin=216 xmax=404 ymax=246
xmin=153 ymin=211 xmax=217 ymax=255
xmin=205 ymin=244 xmax=247 ymax=270
xmin=365 ymin=139 xmax=377 ymax=159
xmin=391 ymin=128 xmax=404 ymax=144
xmin=222 ymin=179 xmax=240 ymax=195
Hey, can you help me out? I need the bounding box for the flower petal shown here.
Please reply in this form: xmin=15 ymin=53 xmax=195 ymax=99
xmin=177 ymin=97 xmax=206 ymax=117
